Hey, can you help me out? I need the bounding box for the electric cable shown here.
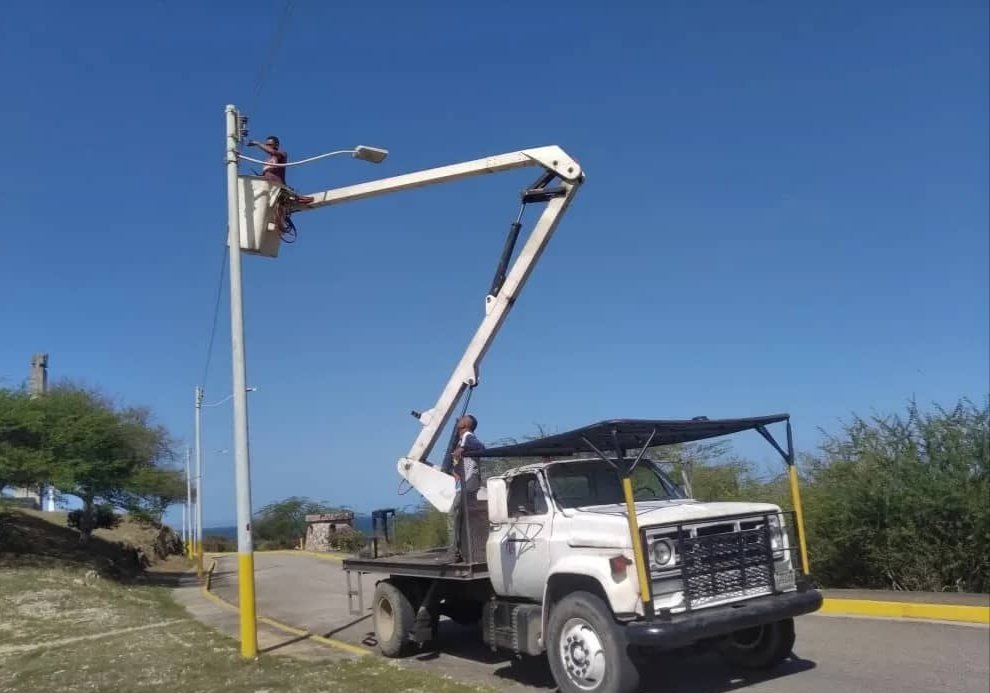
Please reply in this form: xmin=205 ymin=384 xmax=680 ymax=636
xmin=237 ymin=149 xmax=360 ymax=168
xmin=197 ymin=0 xmax=294 ymax=394
xmin=199 ymin=243 xmax=229 ymax=389
xmin=249 ymin=0 xmax=295 ymax=113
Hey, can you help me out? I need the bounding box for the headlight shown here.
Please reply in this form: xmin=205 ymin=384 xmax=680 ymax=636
xmin=652 ymin=539 xmax=674 ymax=566
xmin=768 ymin=515 xmax=783 ymax=552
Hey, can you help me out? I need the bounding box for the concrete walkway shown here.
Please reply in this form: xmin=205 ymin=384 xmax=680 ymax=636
xmin=171 ymin=570 xmax=355 ymax=662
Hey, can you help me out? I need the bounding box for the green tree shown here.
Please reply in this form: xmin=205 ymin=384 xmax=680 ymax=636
xmin=253 ymin=496 xmax=350 ymax=549
xmin=120 ymin=465 xmax=188 ymax=523
xmin=37 ymin=383 xmax=177 ymax=543
xmin=0 ymin=388 xmax=50 ymax=493
xmin=40 ymin=385 xmax=144 ymax=542
xmin=1 ymin=381 xmax=182 ymax=540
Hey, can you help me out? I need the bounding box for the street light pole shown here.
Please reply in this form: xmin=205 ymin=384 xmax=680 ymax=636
xmin=194 ymin=385 xmax=204 ymax=576
xmin=225 ymin=103 xmax=258 ymax=660
xmin=184 ymin=446 xmax=191 ymax=555
xmin=182 ymin=445 xmax=190 ymax=556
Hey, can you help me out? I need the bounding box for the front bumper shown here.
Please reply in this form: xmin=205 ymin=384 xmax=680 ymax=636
xmin=623 ymin=588 xmax=823 ymax=650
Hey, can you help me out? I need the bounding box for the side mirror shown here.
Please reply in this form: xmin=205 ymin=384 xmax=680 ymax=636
xmin=487 ymin=478 xmax=509 ymax=524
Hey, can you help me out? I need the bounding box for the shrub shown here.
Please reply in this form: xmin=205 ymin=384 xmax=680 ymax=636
xmin=67 ymin=504 xmax=119 ymax=532
xmin=334 ymin=529 xmax=366 ymax=554
xmin=202 ymin=535 xmax=235 ymax=552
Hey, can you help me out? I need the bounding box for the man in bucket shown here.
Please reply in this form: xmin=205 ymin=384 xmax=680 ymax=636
xmin=247 ymin=136 xmax=312 ymax=239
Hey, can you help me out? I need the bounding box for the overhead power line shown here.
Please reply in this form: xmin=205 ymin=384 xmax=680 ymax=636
xmin=197 ymin=0 xmax=296 ymax=391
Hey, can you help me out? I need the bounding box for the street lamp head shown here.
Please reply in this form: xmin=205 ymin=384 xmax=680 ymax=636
xmin=246 ymin=387 xmax=258 ymax=392
xmin=353 ymin=145 xmax=389 ymax=164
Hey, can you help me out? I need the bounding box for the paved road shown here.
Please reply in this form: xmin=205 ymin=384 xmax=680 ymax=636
xmin=210 ymin=553 xmax=989 ymax=693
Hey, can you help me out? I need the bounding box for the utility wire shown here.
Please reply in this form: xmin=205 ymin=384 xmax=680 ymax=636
xmin=250 ymin=0 xmax=295 ymax=113
xmin=200 ymin=243 xmax=229 ymax=388
xmin=197 ymin=0 xmax=296 ymax=391
xmin=238 ymin=148 xmax=359 ymax=168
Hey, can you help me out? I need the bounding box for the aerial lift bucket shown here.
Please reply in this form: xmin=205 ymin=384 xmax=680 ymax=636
xmin=236 ymin=175 xmax=281 ymax=258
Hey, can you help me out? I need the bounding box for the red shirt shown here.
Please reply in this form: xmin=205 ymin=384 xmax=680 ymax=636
xmin=263 ymin=150 xmax=287 ymax=185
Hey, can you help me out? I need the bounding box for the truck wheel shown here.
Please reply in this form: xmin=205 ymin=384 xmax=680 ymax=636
xmin=373 ymin=580 xmax=414 ymax=657
xmin=547 ymin=591 xmax=640 ymax=693
xmin=718 ymin=617 xmax=796 ymax=670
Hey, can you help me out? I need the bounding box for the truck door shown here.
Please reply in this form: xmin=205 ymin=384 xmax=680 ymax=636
xmin=489 ymin=472 xmax=552 ymax=600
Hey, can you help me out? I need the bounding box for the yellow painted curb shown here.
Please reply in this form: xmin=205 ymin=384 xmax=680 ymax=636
xmin=205 ymin=550 xmax=346 ymax=561
xmin=820 ymin=598 xmax=990 ymax=625
xmin=266 ymin=549 xmax=347 ymax=561
xmin=201 ymin=559 xmax=368 ymax=657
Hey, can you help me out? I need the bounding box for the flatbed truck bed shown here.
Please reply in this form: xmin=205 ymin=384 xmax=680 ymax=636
xmin=342 ymin=548 xmax=489 ymax=581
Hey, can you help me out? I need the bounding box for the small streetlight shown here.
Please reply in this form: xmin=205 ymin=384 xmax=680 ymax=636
xmin=203 ymin=387 xmax=257 ymax=409
xmin=236 ymin=146 xmax=388 ymax=168
xmin=353 ymin=145 xmax=389 ymax=164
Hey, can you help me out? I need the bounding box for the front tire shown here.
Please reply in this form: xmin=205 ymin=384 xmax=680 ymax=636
xmin=546 ymin=591 xmax=640 ymax=693
xmin=717 ymin=617 xmax=796 ymax=670
xmin=373 ymin=580 xmax=414 ymax=657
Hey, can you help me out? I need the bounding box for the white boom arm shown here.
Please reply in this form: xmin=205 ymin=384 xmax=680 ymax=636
xmin=293 ymin=146 xmax=581 ymax=213
xmin=296 ymin=146 xmax=584 ymax=513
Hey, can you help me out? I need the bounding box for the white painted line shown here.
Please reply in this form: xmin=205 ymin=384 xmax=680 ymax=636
xmin=0 ymin=619 xmax=184 ymax=656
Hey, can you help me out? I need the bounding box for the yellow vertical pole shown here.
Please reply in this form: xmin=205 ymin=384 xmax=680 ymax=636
xmin=788 ymin=465 xmax=810 ymax=575
xmin=238 ymin=552 xmax=257 ymax=654
xmin=620 ymin=477 xmax=652 ymax=605
xmin=785 ymin=421 xmax=810 ymax=575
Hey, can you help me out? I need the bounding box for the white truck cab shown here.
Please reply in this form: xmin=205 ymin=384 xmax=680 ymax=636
xmin=487 ymin=457 xmax=794 ymax=616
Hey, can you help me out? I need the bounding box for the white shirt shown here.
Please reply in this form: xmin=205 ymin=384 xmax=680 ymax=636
xmin=457 ymin=430 xmax=484 ymax=492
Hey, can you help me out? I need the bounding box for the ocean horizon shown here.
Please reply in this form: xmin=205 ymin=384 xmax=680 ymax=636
xmin=204 ymin=513 xmax=376 ymax=539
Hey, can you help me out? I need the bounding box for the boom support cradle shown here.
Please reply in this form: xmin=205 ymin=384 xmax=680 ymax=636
xmin=292 ymin=146 xmax=585 ymax=513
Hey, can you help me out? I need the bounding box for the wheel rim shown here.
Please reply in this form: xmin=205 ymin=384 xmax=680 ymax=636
xmin=729 ymin=625 xmax=766 ymax=650
xmin=375 ymin=596 xmax=395 ymax=642
xmin=559 ymin=617 xmax=607 ymax=690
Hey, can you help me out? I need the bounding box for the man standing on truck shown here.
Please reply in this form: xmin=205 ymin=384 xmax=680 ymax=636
xmin=444 ymin=414 xmax=485 ymax=562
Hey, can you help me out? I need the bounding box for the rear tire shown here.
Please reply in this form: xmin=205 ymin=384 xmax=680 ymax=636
xmin=373 ymin=580 xmax=414 ymax=657
xmin=717 ymin=617 xmax=796 ymax=670
xmin=546 ymin=591 xmax=640 ymax=693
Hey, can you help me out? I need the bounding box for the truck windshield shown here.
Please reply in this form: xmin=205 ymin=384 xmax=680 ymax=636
xmin=545 ymin=459 xmax=686 ymax=509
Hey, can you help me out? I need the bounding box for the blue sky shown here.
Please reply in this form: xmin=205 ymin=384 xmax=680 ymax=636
xmin=1 ymin=1 xmax=986 ymax=527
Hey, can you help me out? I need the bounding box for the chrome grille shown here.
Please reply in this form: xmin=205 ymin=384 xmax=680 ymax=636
xmin=680 ymin=526 xmax=773 ymax=607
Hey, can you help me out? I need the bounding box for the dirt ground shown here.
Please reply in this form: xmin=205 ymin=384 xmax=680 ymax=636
xmin=0 ymin=564 xmax=492 ymax=693
xmin=0 ymin=507 xmax=183 ymax=579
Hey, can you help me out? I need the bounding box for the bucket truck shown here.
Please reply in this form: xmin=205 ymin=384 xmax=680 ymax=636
xmin=266 ymin=146 xmax=827 ymax=692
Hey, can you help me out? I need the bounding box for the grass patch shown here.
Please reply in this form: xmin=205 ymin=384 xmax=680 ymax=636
xmin=0 ymin=565 xmax=490 ymax=693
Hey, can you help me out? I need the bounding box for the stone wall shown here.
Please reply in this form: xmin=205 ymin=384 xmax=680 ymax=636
xmin=304 ymin=520 xmax=355 ymax=552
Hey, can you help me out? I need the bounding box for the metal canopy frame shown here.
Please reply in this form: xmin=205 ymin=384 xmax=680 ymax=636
xmin=475 ymin=414 xmax=792 ymax=460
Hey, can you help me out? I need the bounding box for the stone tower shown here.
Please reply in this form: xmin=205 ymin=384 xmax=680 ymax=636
xmin=29 ymin=353 xmax=49 ymax=397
